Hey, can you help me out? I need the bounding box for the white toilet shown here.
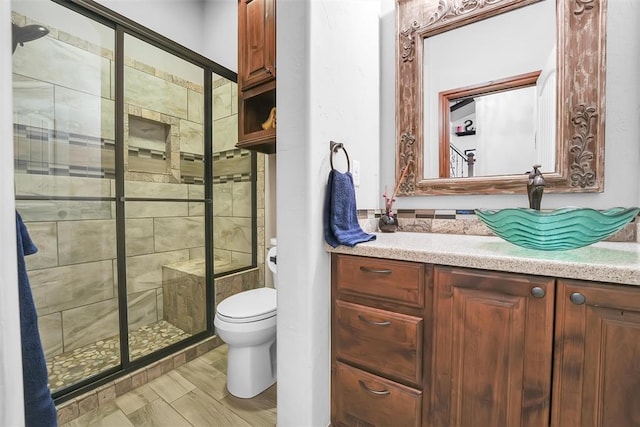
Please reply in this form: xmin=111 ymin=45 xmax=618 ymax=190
xmin=214 ymin=238 xmax=277 ymax=398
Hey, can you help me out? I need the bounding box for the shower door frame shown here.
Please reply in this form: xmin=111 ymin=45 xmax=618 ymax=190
xmin=20 ymin=0 xmax=258 ymax=404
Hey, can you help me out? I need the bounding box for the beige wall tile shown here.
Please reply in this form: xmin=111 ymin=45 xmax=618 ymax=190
xmin=124 ymin=66 xmax=188 ymax=119
xmin=39 ymin=312 xmax=62 ymax=358
xmin=30 ymin=260 xmax=114 ymax=315
xmin=156 ymin=289 xmax=164 ymax=320
xmin=231 ymin=82 xmax=238 ymax=115
xmin=188 ymin=184 xmax=204 ymax=200
xmin=14 ymin=174 xmax=111 ymax=198
xmin=231 ymin=251 xmax=252 ymax=270
xmin=12 ymin=75 xmax=55 ymax=126
xmin=213 ymin=217 xmax=252 ymax=253
xmin=126 ymin=250 xmax=189 ymax=294
xmin=24 ymin=221 xmax=58 ymax=270
xmin=127 ymin=290 xmax=158 ymax=332
xmin=103 ymin=57 xmax=113 ymax=99
xmin=188 ymin=202 xmax=205 ymax=217
xmin=54 ymin=86 xmax=114 ymax=140
xmin=213 ymin=81 xmax=232 ymax=120
xmin=62 ymin=298 xmax=119 ymax=351
xmin=187 ymin=89 xmax=203 ymax=124
xmin=214 ymin=248 xmax=232 ymax=265
xmin=189 ymin=246 xmax=205 ymax=260
xmin=57 ymin=219 xmax=116 ymax=265
xmin=124 ymin=180 xmax=188 ymax=199
xmin=213 ymin=115 xmax=238 ymax=152
xmin=17 ymin=199 xmax=112 ymax=222
xmin=232 ymin=181 xmax=252 ymax=217
xmin=12 ymin=37 xmax=109 ymax=98
xmin=213 ymin=182 xmax=232 ymax=216
xmin=179 ymin=119 xmax=204 ymax=156
xmin=125 ymin=218 xmax=154 ymax=256
xmin=125 ymin=201 xmax=189 ymax=219
xmin=154 ymin=217 xmax=205 ymax=251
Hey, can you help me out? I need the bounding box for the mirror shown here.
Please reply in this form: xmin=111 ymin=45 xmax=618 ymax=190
xmin=396 ymin=0 xmax=607 ymax=195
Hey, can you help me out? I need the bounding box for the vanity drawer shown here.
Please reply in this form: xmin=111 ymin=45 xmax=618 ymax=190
xmin=333 ymin=361 xmax=422 ymax=427
xmin=334 ymin=254 xmax=425 ymax=308
xmin=335 ymin=300 xmax=423 ymax=385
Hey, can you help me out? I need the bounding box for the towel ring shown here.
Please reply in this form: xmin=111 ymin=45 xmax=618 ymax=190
xmin=330 ymin=141 xmax=351 ymax=172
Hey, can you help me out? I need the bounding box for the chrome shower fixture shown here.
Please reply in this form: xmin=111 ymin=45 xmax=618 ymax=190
xmin=12 ymin=22 xmax=50 ymax=54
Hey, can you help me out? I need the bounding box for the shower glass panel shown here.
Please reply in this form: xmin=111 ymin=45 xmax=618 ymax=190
xmin=123 ymin=34 xmax=207 ymax=360
xmin=12 ymin=2 xmax=119 ymax=392
xmin=212 ymin=73 xmax=254 ymax=275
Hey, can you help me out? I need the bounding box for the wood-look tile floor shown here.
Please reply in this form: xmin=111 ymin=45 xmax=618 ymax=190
xmin=61 ymin=345 xmax=277 ymax=427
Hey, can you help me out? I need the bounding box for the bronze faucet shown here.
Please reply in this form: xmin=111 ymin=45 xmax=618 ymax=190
xmin=527 ymin=165 xmax=545 ymax=210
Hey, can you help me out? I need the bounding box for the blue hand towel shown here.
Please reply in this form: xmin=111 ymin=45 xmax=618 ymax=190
xmin=16 ymin=212 xmax=58 ymax=427
xmin=324 ymin=170 xmax=376 ymax=248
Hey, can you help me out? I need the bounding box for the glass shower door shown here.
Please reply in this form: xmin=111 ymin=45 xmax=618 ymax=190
xmin=122 ymin=34 xmax=208 ymax=360
xmin=12 ymin=2 xmax=119 ymax=393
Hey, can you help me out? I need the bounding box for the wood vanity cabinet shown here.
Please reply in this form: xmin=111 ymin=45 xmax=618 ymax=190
xmin=332 ymin=254 xmax=640 ymax=427
xmin=237 ymin=0 xmax=277 ymax=154
xmin=331 ymin=254 xmax=429 ymax=427
xmin=431 ymin=266 xmax=554 ymax=427
xmin=551 ymin=279 xmax=640 ymax=427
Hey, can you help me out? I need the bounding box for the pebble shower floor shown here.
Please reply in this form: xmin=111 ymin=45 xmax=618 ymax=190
xmin=47 ymin=320 xmax=190 ymax=392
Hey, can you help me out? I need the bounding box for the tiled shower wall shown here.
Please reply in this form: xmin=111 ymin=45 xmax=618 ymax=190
xmin=13 ymin=13 xmax=265 ymax=359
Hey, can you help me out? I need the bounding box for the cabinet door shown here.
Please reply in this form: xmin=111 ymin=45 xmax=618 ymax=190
xmin=431 ymin=266 xmax=554 ymax=427
xmin=238 ymin=0 xmax=275 ymax=90
xmin=552 ymin=280 xmax=640 ymax=427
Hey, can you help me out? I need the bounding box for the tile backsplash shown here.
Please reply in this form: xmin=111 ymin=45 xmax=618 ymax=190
xmin=358 ymin=209 xmax=639 ymax=243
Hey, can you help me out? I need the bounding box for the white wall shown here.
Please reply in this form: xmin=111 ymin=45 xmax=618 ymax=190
xmin=95 ymin=0 xmax=206 ymax=56
xmin=276 ymin=0 xmax=380 ymax=424
xmin=202 ymin=0 xmax=237 ymax=72
xmin=0 ymin=2 xmax=25 ymax=425
xmin=381 ymin=0 xmax=640 ymax=210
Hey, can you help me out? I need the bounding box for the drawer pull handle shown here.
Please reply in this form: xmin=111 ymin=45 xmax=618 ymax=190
xmin=358 ymin=315 xmax=391 ymax=327
xmin=359 ymin=380 xmax=390 ymax=396
xmin=359 ymin=266 xmax=392 ymax=274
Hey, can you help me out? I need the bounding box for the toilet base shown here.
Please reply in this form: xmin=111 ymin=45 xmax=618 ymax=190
xmin=226 ymin=339 xmax=277 ymax=398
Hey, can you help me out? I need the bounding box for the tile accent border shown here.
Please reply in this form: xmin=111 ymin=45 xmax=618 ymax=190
xmin=56 ymin=336 xmax=223 ymax=425
xmin=357 ymin=209 xmax=639 ymax=243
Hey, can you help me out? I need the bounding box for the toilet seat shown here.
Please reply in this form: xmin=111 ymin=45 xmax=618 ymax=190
xmin=216 ymin=288 xmax=276 ymax=324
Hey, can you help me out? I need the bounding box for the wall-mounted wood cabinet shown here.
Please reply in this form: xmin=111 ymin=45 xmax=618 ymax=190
xmin=237 ymin=0 xmax=276 ymax=154
xmin=332 ymin=254 xmax=640 ymax=426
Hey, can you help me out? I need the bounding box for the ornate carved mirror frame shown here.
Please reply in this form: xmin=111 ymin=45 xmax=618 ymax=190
xmin=395 ymin=0 xmax=606 ymax=195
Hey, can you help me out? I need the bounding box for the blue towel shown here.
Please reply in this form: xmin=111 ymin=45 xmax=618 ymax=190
xmin=16 ymin=212 xmax=58 ymax=427
xmin=324 ymin=170 xmax=376 ymax=248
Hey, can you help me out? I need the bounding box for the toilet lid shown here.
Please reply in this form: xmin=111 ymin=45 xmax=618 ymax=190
xmin=216 ymin=288 xmax=277 ymax=323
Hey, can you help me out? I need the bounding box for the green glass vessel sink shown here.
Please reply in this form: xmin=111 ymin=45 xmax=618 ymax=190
xmin=474 ymin=207 xmax=640 ymax=251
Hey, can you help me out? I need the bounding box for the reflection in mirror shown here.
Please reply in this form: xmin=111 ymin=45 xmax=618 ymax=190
xmin=441 ymin=71 xmax=556 ymax=179
xmin=396 ymin=0 xmax=607 ymax=195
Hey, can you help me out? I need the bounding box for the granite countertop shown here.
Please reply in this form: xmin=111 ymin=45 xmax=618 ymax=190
xmin=327 ymin=232 xmax=640 ymax=286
